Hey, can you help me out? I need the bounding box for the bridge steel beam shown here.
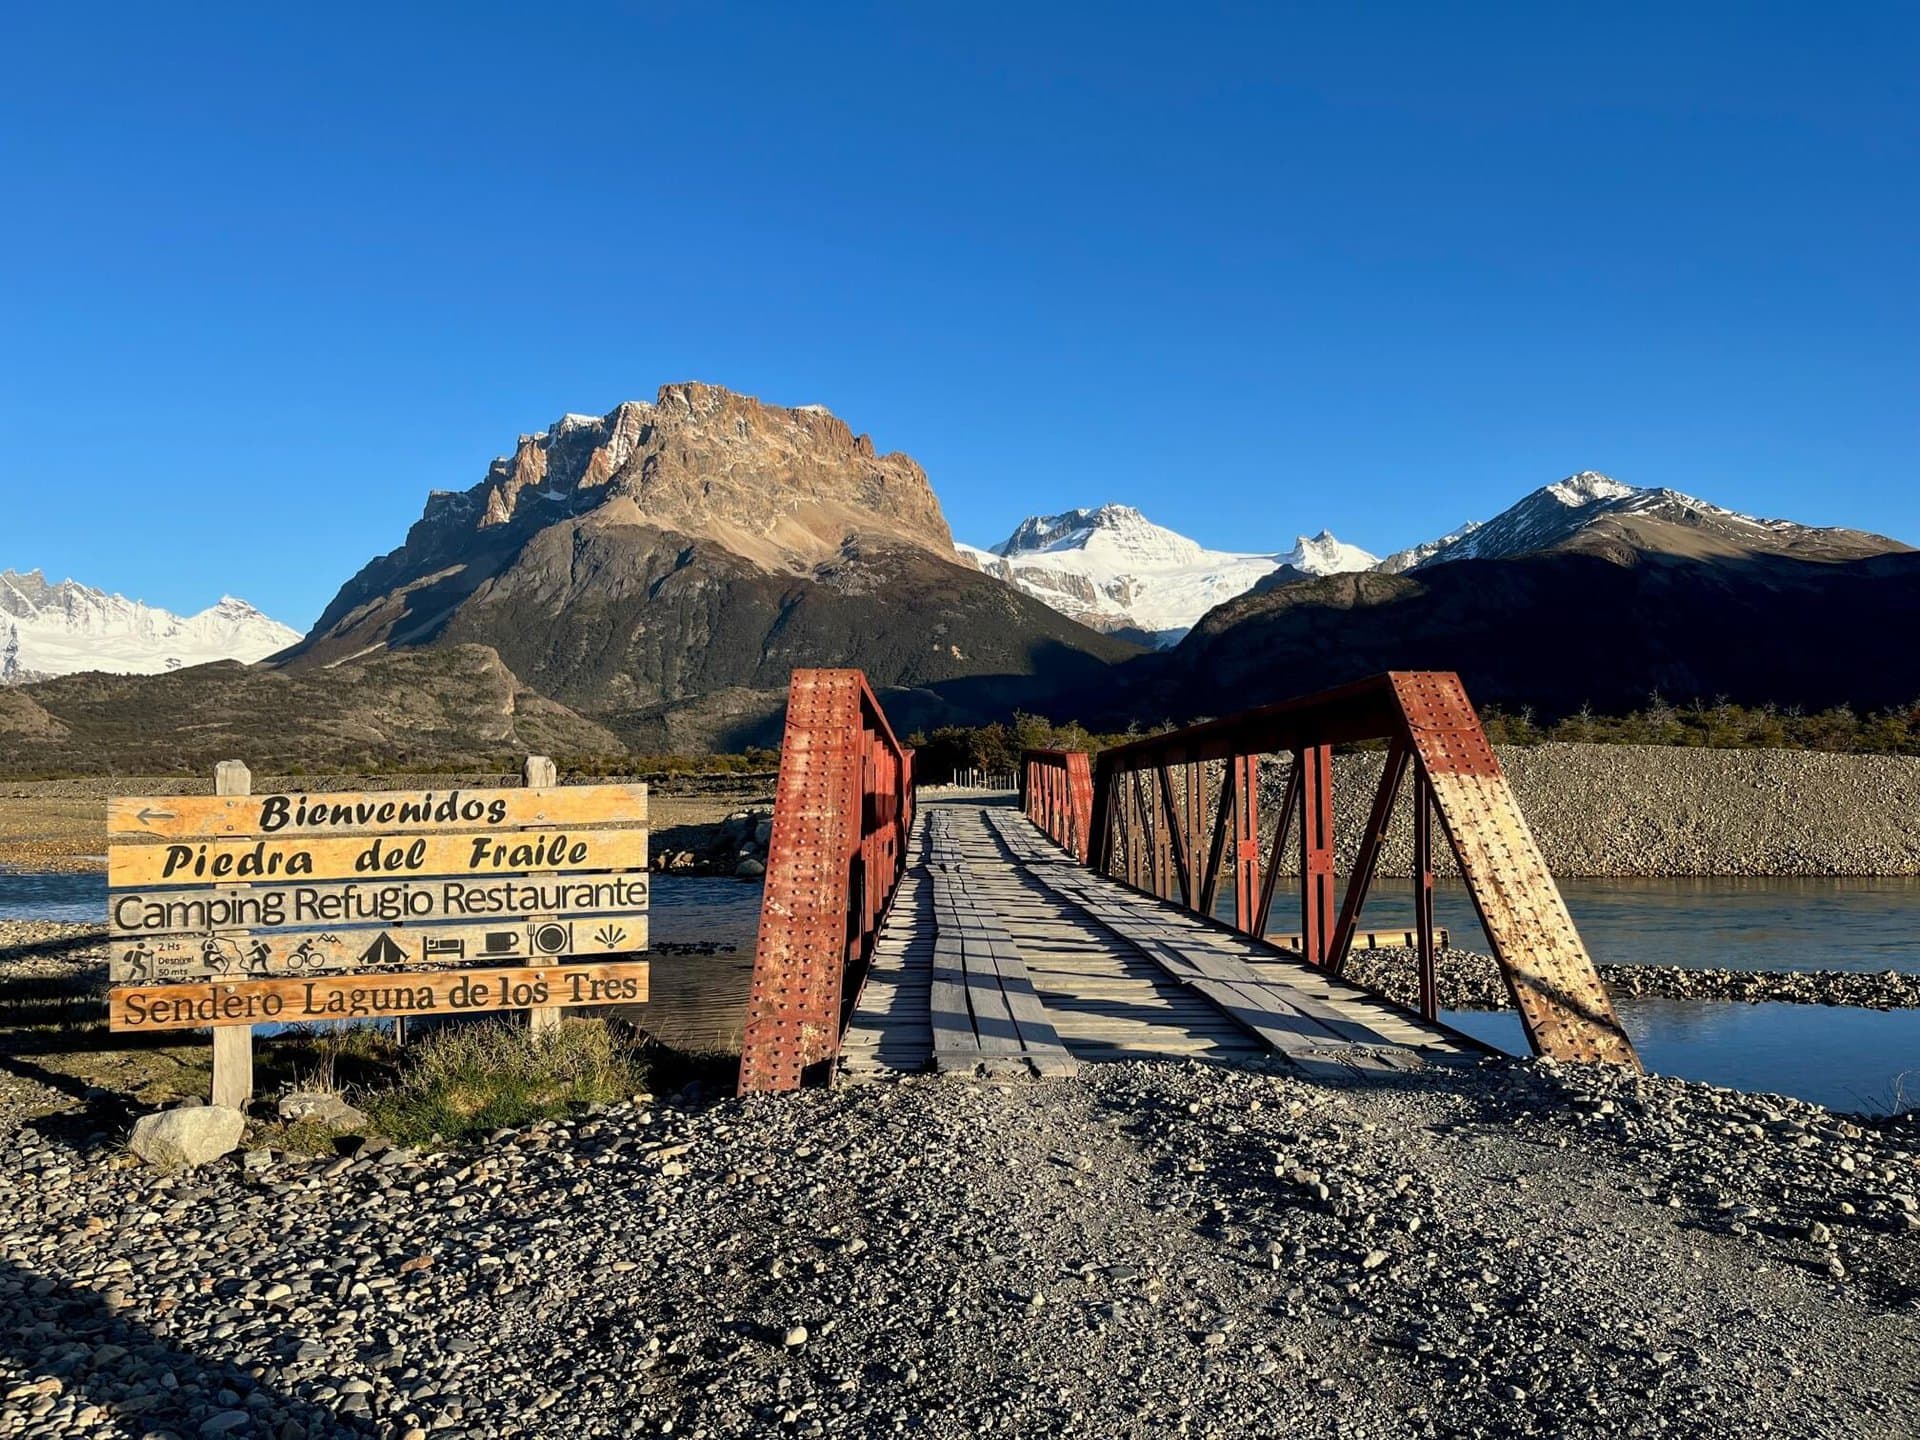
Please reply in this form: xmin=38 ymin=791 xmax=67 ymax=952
xmin=1022 ymin=749 xmax=1095 ymax=862
xmin=1230 ymin=754 xmax=1261 ymax=934
xmin=1325 ymin=738 xmax=1411 ymax=977
xmin=1297 ymin=744 xmax=1335 ymax=967
xmin=738 ymin=669 xmax=915 ymax=1094
xmin=1081 ymin=671 xmax=1640 ymax=1069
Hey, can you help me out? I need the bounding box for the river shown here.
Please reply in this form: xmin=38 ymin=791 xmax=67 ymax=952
xmin=5 ymin=871 xmax=1915 ymax=1112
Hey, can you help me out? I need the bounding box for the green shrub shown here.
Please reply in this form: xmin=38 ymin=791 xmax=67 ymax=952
xmin=363 ymin=1018 xmax=645 ymax=1146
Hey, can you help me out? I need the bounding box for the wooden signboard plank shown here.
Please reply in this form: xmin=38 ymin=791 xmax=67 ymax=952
xmin=110 ymin=960 xmax=652 ymax=1032
xmin=107 ymin=827 xmax=648 ymax=888
xmin=108 ymin=784 xmax=649 ymax=841
xmin=108 ymin=915 xmax=650 ymax=983
xmin=109 ymin=871 xmax=651 ymax=939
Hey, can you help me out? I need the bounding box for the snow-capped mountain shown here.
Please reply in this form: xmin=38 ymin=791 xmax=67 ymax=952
xmin=0 ymin=570 xmax=301 ymax=684
xmin=957 ymin=505 xmax=1376 ymax=645
xmin=1371 ymin=520 xmax=1484 ymax=574
xmin=1279 ymin=530 xmax=1380 ymax=576
xmin=1372 ymin=472 xmax=1907 ymax=573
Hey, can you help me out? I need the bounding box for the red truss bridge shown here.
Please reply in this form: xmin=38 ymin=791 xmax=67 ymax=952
xmin=737 ymin=669 xmax=1638 ymax=1094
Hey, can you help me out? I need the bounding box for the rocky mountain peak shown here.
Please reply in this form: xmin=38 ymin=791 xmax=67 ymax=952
xmin=449 ymin=384 xmax=950 ymax=567
xmin=284 ymin=384 xmax=1134 ymax=745
xmin=1281 ymin=530 xmax=1380 ymax=576
xmin=993 ymin=505 xmax=1207 ymax=567
xmin=1543 ymin=471 xmax=1638 ymax=507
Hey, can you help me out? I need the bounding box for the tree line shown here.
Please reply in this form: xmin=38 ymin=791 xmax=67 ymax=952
xmin=905 ymin=696 xmax=1920 ymax=775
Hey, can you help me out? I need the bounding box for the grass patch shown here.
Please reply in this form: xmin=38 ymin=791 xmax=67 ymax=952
xmin=255 ymin=1022 xmax=403 ymax=1097
xmin=267 ymin=1117 xmax=352 ymax=1157
xmin=362 ymin=1017 xmax=646 ymax=1146
xmin=0 ymin=968 xmax=107 ymax=1030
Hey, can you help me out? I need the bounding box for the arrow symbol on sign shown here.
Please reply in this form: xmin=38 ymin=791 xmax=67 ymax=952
xmin=135 ymin=807 xmax=177 ymax=826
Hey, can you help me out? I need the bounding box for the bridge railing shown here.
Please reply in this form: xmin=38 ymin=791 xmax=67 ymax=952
xmin=738 ymin=670 xmax=914 ymax=1093
xmin=1068 ymin=671 xmax=1638 ymax=1069
xmin=1020 ymin=748 xmax=1095 ymax=861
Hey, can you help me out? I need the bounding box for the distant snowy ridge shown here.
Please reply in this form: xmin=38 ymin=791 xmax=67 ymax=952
xmin=1371 ymin=471 xmax=1905 ymax=573
xmin=958 ymin=475 xmax=1904 ymax=645
xmin=0 ymin=569 xmax=300 ymax=684
xmin=957 ymin=504 xmax=1376 ymax=645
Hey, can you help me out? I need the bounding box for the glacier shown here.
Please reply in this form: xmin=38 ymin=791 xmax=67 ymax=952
xmin=0 ymin=569 xmax=301 ymax=684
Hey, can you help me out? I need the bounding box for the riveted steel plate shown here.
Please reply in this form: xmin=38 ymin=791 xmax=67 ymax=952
xmin=1391 ymin=671 xmax=1640 ymax=1069
xmin=738 ymin=671 xmax=866 ymax=1093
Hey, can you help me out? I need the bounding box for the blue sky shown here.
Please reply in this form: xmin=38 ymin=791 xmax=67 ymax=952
xmin=3 ymin=2 xmax=1914 ymax=629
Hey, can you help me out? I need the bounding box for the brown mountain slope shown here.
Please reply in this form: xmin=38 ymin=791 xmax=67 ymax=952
xmin=278 ymin=384 xmax=1137 ymax=746
xmin=1136 ymin=546 xmax=1920 ymax=723
xmin=4 ymin=646 xmax=619 ymax=776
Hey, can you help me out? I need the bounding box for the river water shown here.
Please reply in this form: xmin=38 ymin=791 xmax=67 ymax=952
xmin=5 ymin=871 xmax=1915 ymax=1112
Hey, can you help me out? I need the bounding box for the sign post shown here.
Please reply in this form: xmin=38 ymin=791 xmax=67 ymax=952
xmin=523 ymin=754 xmax=562 ymax=1037
xmin=210 ymin=760 xmax=253 ymax=1110
xmin=107 ymin=757 xmax=650 ymax=1106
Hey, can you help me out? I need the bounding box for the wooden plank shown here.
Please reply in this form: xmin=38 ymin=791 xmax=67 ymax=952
xmin=928 ymin=938 xmax=979 ymax=1068
xmin=1262 ymin=927 xmax=1452 ymax=952
xmin=109 ymin=871 xmax=653 ymax=938
xmin=108 ymin=826 xmax=648 ymax=888
xmin=108 ymin=915 xmax=650 ymax=983
xmin=1183 ymin=979 xmax=1370 ymax=1081
xmin=928 ymin=814 xmax=1079 ymax=1076
xmin=108 ymin=783 xmax=650 ymax=841
xmin=1137 ymin=917 xmax=1421 ymax=1056
xmin=110 ymin=960 xmax=652 ymax=1032
xmin=981 ymin=805 xmax=1449 ymax=1067
xmin=953 ymin=928 xmax=1023 ymax=1054
xmin=972 ymin=935 xmax=1078 ymax=1076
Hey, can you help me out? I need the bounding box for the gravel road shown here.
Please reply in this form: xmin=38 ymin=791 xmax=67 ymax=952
xmin=3 ymin=1059 xmax=1916 ymax=1439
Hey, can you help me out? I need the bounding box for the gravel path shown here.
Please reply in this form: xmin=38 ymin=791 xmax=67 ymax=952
xmin=3 ymin=1059 xmax=1916 ymax=1439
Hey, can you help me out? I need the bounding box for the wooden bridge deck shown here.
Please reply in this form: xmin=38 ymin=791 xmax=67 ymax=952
xmin=841 ymin=799 xmax=1479 ymax=1082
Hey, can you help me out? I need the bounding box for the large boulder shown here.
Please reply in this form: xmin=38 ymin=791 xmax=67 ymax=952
xmin=128 ymin=1104 xmax=246 ymax=1169
xmin=277 ymin=1091 xmax=368 ymax=1130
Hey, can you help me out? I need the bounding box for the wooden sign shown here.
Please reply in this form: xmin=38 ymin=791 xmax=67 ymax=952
xmin=108 ymin=915 xmax=650 ymax=984
xmin=107 ymin=775 xmax=647 ymax=981
xmin=110 ymin=960 xmax=651 ymax=1031
xmin=107 ymin=828 xmax=648 ymax=888
xmin=108 ymin=784 xmax=649 ymax=841
xmin=110 ymin=871 xmax=651 ymax=937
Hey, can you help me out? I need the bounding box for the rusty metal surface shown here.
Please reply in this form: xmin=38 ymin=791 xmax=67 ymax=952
xmin=1298 ymin=745 xmax=1335 ymax=966
xmin=1230 ymin=754 xmax=1261 ymax=934
xmin=1326 ymin=739 xmax=1409 ymax=976
xmin=738 ymin=670 xmax=915 ymax=1094
xmin=1412 ymin=767 xmax=1438 ymax=1021
xmin=1390 ymin=671 xmax=1639 ymax=1068
xmin=1021 ymin=749 xmax=1096 ymax=861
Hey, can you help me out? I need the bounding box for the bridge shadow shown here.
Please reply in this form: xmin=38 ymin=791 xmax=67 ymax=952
xmin=0 ymin=1259 xmax=377 ymax=1438
xmin=972 ymin=833 xmax=1268 ymax=1058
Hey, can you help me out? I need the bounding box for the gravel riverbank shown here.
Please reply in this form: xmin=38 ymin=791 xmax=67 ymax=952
xmin=1 ymin=1060 xmax=1915 ymax=1439
xmin=1265 ymin=744 xmax=1920 ymax=877
xmin=1337 ymin=948 xmax=1920 ymax=1012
